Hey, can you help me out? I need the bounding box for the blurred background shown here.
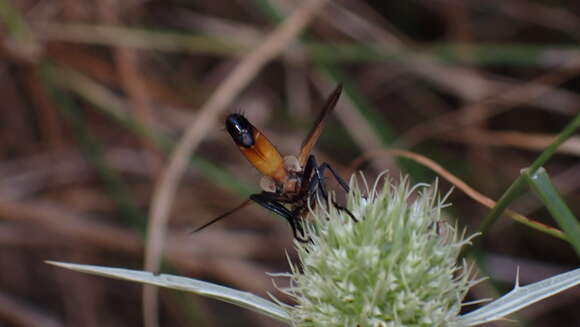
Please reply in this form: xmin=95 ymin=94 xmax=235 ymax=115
xmin=1 ymin=0 xmax=579 ymax=326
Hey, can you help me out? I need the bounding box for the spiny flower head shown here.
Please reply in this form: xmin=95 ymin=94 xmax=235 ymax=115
xmin=279 ymin=174 xmax=477 ymax=327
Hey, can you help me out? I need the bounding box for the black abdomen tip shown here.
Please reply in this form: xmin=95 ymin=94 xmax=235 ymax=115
xmin=225 ymin=113 xmax=254 ymax=147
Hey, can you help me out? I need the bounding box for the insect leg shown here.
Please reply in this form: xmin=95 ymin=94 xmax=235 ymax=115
xmin=298 ymin=154 xmax=318 ymax=196
xmin=308 ymin=155 xmax=358 ymax=222
xmin=250 ymin=193 xmax=310 ymax=242
xmin=316 ymin=161 xmax=350 ymax=193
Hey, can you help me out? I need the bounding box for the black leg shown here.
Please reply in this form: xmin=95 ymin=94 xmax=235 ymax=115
xmin=302 ymin=155 xmax=328 ymax=199
xmin=304 ymin=156 xmax=358 ymax=223
xmin=297 ymin=156 xmax=329 ymax=219
xmin=316 ymin=161 xmax=350 ymax=193
xmin=303 ymin=155 xmax=350 ymax=196
xmin=298 ymin=154 xmax=317 ymax=196
xmin=250 ymin=193 xmax=310 ymax=242
xmin=250 ymin=193 xmax=292 ymax=217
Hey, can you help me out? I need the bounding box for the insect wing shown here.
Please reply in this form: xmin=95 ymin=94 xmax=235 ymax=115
xmin=297 ymin=84 xmax=343 ymax=167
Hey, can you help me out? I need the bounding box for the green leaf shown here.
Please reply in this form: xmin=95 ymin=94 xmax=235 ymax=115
xmin=45 ymin=261 xmax=291 ymax=323
xmin=479 ymin=114 xmax=580 ymax=236
xmin=524 ymin=168 xmax=580 ymax=257
xmin=459 ymin=267 xmax=580 ymax=326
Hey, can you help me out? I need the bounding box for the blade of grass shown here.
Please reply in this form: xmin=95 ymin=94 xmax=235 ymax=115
xmin=317 ymin=69 xmax=440 ymax=181
xmin=478 ymin=113 xmax=580 ymax=235
xmin=52 ymin=64 xmax=253 ymax=196
xmin=39 ymin=23 xmax=580 ymax=67
xmin=257 ymin=1 xmax=580 ymax=245
xmin=459 ymin=267 xmax=580 ymax=326
xmin=0 ymin=1 xmax=32 ymax=39
xmin=524 ymin=168 xmax=580 ymax=257
xmin=347 ymin=148 xmax=567 ymax=241
xmin=46 ymin=261 xmax=290 ymax=323
xmin=322 ymin=69 xmax=396 ymax=144
xmin=143 ymin=2 xmax=333 ymax=326
xmin=256 ymin=0 xmax=436 ymax=182
xmin=39 ymin=63 xmax=146 ymax=232
xmin=0 ymin=0 xmax=40 ymax=59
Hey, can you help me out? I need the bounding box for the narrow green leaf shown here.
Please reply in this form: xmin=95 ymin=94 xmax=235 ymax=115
xmin=52 ymin=65 xmax=253 ymax=196
xmin=479 ymin=114 xmax=580 ymax=236
xmin=41 ymin=23 xmax=580 ymax=67
xmin=524 ymin=168 xmax=580 ymax=257
xmin=39 ymin=64 xmax=145 ymax=231
xmin=459 ymin=268 xmax=580 ymax=326
xmin=0 ymin=0 xmax=38 ymax=47
xmin=45 ymin=261 xmax=291 ymax=323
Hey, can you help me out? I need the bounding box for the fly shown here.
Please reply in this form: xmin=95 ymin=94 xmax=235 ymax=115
xmin=194 ymin=84 xmax=355 ymax=242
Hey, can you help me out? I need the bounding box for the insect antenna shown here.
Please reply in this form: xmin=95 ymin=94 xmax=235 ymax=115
xmin=191 ymin=199 xmax=253 ymax=234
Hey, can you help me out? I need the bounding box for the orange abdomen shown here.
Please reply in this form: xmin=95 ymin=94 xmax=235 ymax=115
xmin=225 ymin=114 xmax=288 ymax=183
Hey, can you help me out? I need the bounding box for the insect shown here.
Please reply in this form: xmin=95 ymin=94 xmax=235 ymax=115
xmin=193 ymin=84 xmax=355 ymax=242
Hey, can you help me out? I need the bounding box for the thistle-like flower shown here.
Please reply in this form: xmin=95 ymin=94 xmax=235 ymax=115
xmin=280 ymin=174 xmax=478 ymax=327
xmin=46 ymin=174 xmax=580 ymax=327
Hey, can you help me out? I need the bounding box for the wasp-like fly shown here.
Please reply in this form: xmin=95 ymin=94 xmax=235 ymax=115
xmin=194 ymin=84 xmax=355 ymax=242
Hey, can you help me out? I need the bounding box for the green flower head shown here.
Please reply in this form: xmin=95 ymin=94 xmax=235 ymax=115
xmin=279 ymin=173 xmax=478 ymax=327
